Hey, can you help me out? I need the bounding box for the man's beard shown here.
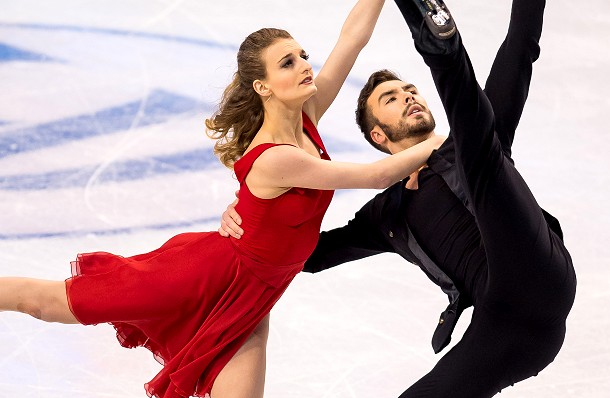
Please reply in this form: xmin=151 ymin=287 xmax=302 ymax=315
xmin=380 ymin=111 xmax=436 ymax=143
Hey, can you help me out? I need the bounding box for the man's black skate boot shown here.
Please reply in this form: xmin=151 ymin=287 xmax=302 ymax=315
xmin=394 ymin=0 xmax=458 ymax=54
xmin=394 ymin=0 xmax=456 ymax=40
xmin=417 ymin=0 xmax=456 ymax=39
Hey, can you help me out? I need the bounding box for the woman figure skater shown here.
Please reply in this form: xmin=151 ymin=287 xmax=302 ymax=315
xmin=0 ymin=1 xmax=445 ymax=397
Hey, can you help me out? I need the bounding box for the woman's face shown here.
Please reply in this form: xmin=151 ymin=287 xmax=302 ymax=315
xmin=259 ymin=38 xmax=316 ymax=104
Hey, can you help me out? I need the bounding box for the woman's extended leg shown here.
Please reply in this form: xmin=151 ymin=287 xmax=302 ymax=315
xmin=0 ymin=277 xmax=78 ymax=323
xmin=210 ymin=314 xmax=270 ymax=398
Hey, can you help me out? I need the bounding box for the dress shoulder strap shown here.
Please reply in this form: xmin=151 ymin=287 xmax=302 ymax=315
xmin=302 ymin=112 xmax=329 ymax=158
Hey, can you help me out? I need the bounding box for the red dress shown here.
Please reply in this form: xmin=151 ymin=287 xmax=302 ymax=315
xmin=65 ymin=114 xmax=333 ymax=398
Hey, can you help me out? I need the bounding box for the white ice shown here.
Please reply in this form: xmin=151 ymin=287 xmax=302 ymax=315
xmin=0 ymin=0 xmax=609 ymax=397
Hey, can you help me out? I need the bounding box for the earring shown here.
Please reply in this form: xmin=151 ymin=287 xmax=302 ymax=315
xmin=265 ymin=94 xmax=272 ymax=103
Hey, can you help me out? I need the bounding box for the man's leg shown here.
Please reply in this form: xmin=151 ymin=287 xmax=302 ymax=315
xmin=484 ymin=0 xmax=546 ymax=157
xmin=393 ymin=0 xmax=576 ymax=394
xmin=399 ymin=307 xmax=568 ymax=398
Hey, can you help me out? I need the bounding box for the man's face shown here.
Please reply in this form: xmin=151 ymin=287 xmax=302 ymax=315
xmin=367 ymin=80 xmax=436 ymax=143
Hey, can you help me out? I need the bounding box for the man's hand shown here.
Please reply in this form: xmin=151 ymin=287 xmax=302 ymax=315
xmin=218 ymin=191 xmax=244 ymax=239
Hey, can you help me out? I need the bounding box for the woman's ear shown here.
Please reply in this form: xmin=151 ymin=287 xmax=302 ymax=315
xmin=253 ymin=80 xmax=271 ymax=97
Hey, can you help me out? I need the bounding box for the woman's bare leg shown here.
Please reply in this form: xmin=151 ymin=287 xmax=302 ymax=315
xmin=0 ymin=277 xmax=79 ymax=324
xmin=210 ymin=314 xmax=270 ymax=398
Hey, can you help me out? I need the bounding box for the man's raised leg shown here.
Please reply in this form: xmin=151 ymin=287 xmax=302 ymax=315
xmin=484 ymin=0 xmax=547 ymax=157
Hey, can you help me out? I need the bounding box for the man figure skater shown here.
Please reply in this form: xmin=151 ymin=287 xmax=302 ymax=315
xmin=221 ymin=0 xmax=576 ymax=396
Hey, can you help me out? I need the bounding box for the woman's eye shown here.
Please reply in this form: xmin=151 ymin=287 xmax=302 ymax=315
xmin=301 ymin=53 xmax=310 ymax=60
xmin=282 ymin=59 xmax=293 ymax=68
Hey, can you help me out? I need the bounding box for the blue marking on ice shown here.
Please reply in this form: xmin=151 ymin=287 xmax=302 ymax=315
xmin=0 ymin=42 xmax=53 ymax=62
xmin=0 ymin=148 xmax=220 ymax=190
xmin=0 ymin=89 xmax=205 ymax=159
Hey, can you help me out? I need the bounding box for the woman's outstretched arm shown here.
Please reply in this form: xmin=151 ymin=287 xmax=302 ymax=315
xmin=247 ymin=134 xmax=445 ymax=198
xmin=304 ymin=0 xmax=386 ymax=123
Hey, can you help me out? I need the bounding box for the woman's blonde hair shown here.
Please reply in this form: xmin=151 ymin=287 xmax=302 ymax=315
xmin=205 ymin=28 xmax=293 ymax=169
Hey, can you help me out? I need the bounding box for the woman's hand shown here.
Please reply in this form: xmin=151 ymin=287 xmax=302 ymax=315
xmin=218 ymin=191 xmax=244 ymax=239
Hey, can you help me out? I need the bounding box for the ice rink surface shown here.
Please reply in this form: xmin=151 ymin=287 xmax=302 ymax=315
xmin=1 ymin=0 xmax=609 ymax=396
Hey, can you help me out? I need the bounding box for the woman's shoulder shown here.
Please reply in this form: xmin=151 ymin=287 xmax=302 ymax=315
xmin=235 ymin=142 xmax=298 ymax=182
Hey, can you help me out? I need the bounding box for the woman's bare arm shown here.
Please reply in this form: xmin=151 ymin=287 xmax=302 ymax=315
xmin=303 ymin=0 xmax=385 ymax=124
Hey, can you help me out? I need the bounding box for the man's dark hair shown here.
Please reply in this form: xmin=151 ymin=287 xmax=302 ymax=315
xmin=355 ymin=69 xmax=402 ymax=154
